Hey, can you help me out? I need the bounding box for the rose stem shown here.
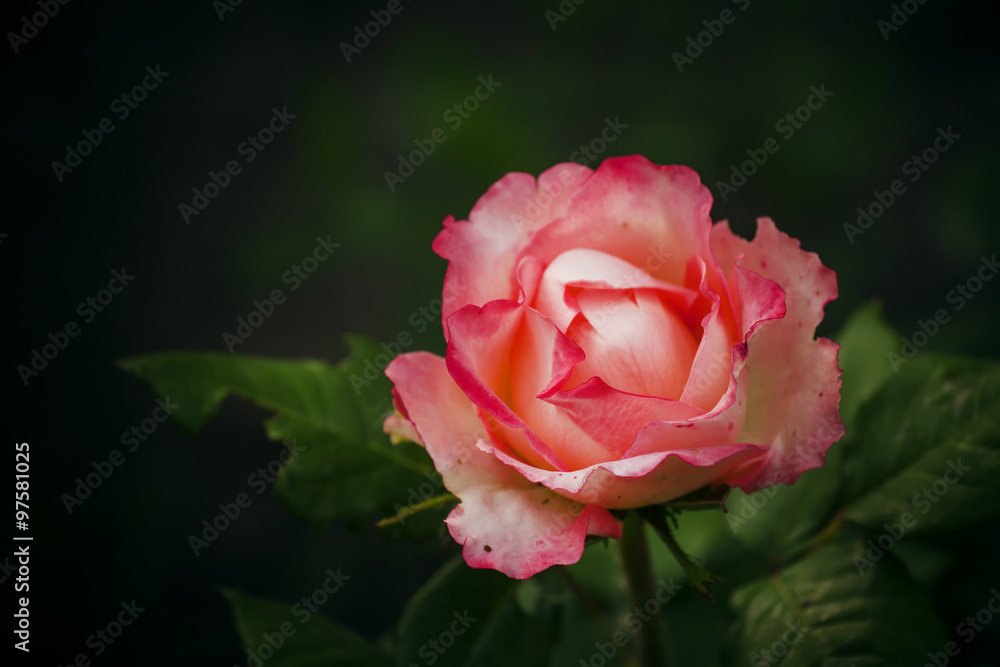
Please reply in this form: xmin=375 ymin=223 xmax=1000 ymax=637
xmin=619 ymin=511 xmax=668 ymax=667
xmin=641 ymin=508 xmax=721 ymax=598
xmin=556 ymin=567 xmax=607 ymax=621
xmin=557 ymin=567 xmax=640 ymax=666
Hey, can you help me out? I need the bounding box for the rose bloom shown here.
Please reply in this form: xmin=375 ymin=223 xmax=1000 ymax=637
xmin=384 ymin=155 xmax=843 ymax=579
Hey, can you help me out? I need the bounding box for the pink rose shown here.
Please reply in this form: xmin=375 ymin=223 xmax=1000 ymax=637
xmin=385 ymin=155 xmax=844 ymax=579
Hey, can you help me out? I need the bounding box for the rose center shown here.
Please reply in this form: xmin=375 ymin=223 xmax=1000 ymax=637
xmin=529 ymin=248 xmax=700 ymax=401
xmin=561 ymin=287 xmax=698 ymax=399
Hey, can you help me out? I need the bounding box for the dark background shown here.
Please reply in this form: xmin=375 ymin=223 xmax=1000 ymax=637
xmin=2 ymin=0 xmax=998 ymax=664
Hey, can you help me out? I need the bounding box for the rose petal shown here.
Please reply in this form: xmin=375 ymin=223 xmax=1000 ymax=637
xmin=433 ymin=163 xmax=594 ymax=334
xmin=680 ymin=301 xmax=736 ymax=411
xmin=710 ymin=218 xmax=844 ymax=487
xmin=533 ymin=248 xmax=700 ymax=332
xmin=383 ymin=414 xmax=422 ymax=445
xmin=625 ymin=343 xmax=750 ymax=457
xmin=625 ymin=258 xmax=786 ymax=460
xmin=385 ymin=352 xmax=619 ymax=579
xmin=517 ymin=156 xmax=723 ymax=293
xmin=713 ymin=218 xmax=832 ymax=334
xmin=445 ymin=300 xmax=576 ymax=471
xmin=446 ymin=296 xmax=647 ymax=471
xmin=542 ymin=377 xmax=702 ymax=462
xmin=481 ymin=440 xmax=768 ymax=508
xmin=449 ymin=485 xmax=620 ymax=580
xmin=508 ymin=306 xmax=633 ymax=470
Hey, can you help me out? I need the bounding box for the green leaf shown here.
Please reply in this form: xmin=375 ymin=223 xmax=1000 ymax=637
xmin=843 ymin=354 xmax=1000 ymax=537
xmin=376 ymin=493 xmax=458 ymax=527
xmin=640 ymin=509 xmax=723 ymax=597
xmin=725 ymin=533 xmax=948 ymax=667
xmin=394 ymin=557 xmax=562 ymax=667
xmin=548 ymin=544 xmax=638 ymax=667
xmin=267 ymin=418 xmax=433 ymax=528
xmin=224 ymin=589 xmax=391 ymax=667
xmin=725 ymin=445 xmax=844 ymax=564
xmin=833 ymin=301 xmax=900 ymax=433
xmin=659 ymin=592 xmax=730 ymax=667
xmin=729 ymin=307 xmax=1000 ymax=562
xmin=719 ymin=303 xmax=897 ymax=563
xmin=118 ymin=335 xmax=387 ymax=440
xmin=119 ymin=336 xmax=441 ymax=528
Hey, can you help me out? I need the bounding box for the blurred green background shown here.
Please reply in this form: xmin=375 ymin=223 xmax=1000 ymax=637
xmin=2 ymin=0 xmax=998 ymax=663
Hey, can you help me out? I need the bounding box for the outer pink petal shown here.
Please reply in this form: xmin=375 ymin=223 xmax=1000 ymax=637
xmin=433 ymin=163 xmax=594 ymax=333
xmin=710 ymin=218 xmax=845 ymax=489
xmin=445 ymin=300 xmax=576 ymax=471
xmin=482 ymin=440 xmax=768 ymax=509
xmin=622 ymin=249 xmax=785 ymax=461
xmin=385 ymin=352 xmax=620 ymax=580
xmin=517 ymin=156 xmax=731 ymax=306
xmin=383 ymin=414 xmax=422 ymax=445
xmin=450 ymin=486 xmax=620 ymax=580
xmin=447 ymin=298 xmax=636 ymax=472
xmin=507 ymin=304 xmax=623 ymax=470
